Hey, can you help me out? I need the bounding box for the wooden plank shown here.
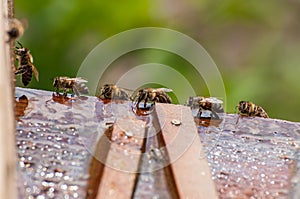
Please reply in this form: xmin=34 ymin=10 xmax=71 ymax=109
xmin=92 ymin=117 xmax=146 ymax=199
xmin=155 ymin=103 xmax=218 ymax=199
xmin=0 ymin=0 xmax=16 ymax=198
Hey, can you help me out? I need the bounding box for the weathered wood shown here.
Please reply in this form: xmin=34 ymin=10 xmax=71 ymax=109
xmin=156 ymin=104 xmax=218 ymax=199
xmin=15 ymin=87 xmax=300 ymax=198
xmin=0 ymin=0 xmax=16 ymax=198
xmin=89 ymin=118 xmax=146 ymax=199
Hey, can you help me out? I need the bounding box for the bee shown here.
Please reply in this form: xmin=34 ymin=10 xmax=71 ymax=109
xmin=197 ymin=97 xmax=224 ymax=119
xmin=98 ymin=84 xmax=129 ymax=100
xmin=132 ymin=88 xmax=172 ymax=108
xmin=6 ymin=18 xmax=26 ymax=42
xmin=53 ymin=76 xmax=89 ymax=97
xmin=149 ymin=146 xmax=164 ymax=162
xmin=237 ymin=101 xmax=269 ymax=118
xmin=15 ymin=42 xmax=39 ymax=86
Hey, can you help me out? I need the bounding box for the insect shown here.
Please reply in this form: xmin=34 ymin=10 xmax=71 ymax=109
xmin=15 ymin=42 xmax=39 ymax=86
xmin=148 ymin=146 xmax=165 ymax=162
xmin=7 ymin=18 xmax=25 ymax=42
xmin=237 ymin=101 xmax=269 ymax=118
xmin=98 ymin=84 xmax=129 ymax=100
xmin=197 ymin=97 xmax=224 ymax=119
xmin=53 ymin=76 xmax=89 ymax=97
xmin=132 ymin=88 xmax=172 ymax=108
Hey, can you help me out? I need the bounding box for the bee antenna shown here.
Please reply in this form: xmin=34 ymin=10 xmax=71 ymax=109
xmin=49 ymin=77 xmax=56 ymax=81
xmin=16 ymin=41 xmax=23 ymax=48
xmin=234 ymin=105 xmax=239 ymax=114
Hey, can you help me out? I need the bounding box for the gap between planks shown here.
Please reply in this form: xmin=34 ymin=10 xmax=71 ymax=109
xmin=87 ymin=103 xmax=218 ymax=199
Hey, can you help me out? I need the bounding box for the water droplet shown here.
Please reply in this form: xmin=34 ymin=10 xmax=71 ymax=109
xmin=125 ymin=131 xmax=134 ymax=137
xmin=61 ymin=184 xmax=68 ymax=190
xmin=171 ymin=119 xmax=181 ymax=126
xmin=36 ymin=195 xmax=45 ymax=199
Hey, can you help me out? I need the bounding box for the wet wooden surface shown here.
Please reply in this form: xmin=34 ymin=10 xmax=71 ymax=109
xmin=89 ymin=118 xmax=146 ymax=199
xmin=15 ymin=87 xmax=300 ymax=199
xmin=156 ymin=103 xmax=218 ymax=198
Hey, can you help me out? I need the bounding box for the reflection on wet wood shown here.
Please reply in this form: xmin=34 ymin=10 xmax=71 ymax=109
xmin=87 ymin=118 xmax=146 ymax=199
xmin=86 ymin=126 xmax=113 ymax=199
xmin=156 ymin=104 xmax=218 ymax=199
xmin=15 ymin=95 xmax=28 ymax=119
xmin=194 ymin=117 xmax=223 ymax=127
xmin=15 ymin=87 xmax=300 ymax=199
xmin=197 ymin=114 xmax=300 ymax=198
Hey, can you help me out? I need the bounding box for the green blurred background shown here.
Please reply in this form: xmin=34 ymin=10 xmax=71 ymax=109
xmin=15 ymin=0 xmax=300 ymax=121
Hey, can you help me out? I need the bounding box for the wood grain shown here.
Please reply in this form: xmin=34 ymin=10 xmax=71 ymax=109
xmin=156 ymin=103 xmax=218 ymax=199
xmin=0 ymin=0 xmax=16 ymax=198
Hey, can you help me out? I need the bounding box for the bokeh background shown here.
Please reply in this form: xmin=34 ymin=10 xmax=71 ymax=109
xmin=15 ymin=0 xmax=300 ymax=121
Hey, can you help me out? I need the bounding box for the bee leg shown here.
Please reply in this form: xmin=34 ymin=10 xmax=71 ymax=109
xmin=73 ymin=86 xmax=80 ymax=97
xmin=63 ymin=88 xmax=68 ymax=97
xmin=15 ymin=65 xmax=27 ymax=75
xmin=134 ymin=94 xmax=141 ymax=108
xmin=160 ymin=95 xmax=168 ymax=103
xmin=144 ymin=97 xmax=148 ymax=108
xmin=121 ymin=91 xmax=129 ymax=100
xmin=55 ymin=87 xmax=59 ymax=95
xmin=211 ymin=111 xmax=220 ymax=120
xmin=16 ymin=41 xmax=23 ymax=48
xmin=56 ymin=87 xmax=61 ymax=95
xmin=155 ymin=96 xmax=160 ymax=103
xmin=197 ymin=109 xmax=202 ymax=118
xmin=235 ymin=114 xmax=241 ymax=125
xmin=162 ymin=95 xmax=168 ymax=103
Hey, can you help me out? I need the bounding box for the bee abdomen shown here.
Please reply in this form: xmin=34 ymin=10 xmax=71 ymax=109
xmin=21 ymin=67 xmax=33 ymax=86
xmin=211 ymin=104 xmax=224 ymax=113
xmin=156 ymin=94 xmax=172 ymax=103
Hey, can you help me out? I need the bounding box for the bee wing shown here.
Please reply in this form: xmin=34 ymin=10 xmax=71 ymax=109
xmin=32 ymin=64 xmax=39 ymax=81
xmin=113 ymin=87 xmax=136 ymax=100
xmin=74 ymin=79 xmax=89 ymax=95
xmin=201 ymin=97 xmax=223 ymax=104
xmin=113 ymin=86 xmax=133 ymax=100
xmin=121 ymin=87 xmax=135 ymax=95
xmin=75 ymin=83 xmax=89 ymax=95
xmin=73 ymin=85 xmax=81 ymax=97
xmin=153 ymin=88 xmax=173 ymax=93
xmin=73 ymin=77 xmax=88 ymax=83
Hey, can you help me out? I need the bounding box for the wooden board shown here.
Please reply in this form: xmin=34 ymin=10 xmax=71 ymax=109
xmin=0 ymin=0 xmax=16 ymax=198
xmin=156 ymin=103 xmax=218 ymax=199
xmin=87 ymin=117 xmax=146 ymax=199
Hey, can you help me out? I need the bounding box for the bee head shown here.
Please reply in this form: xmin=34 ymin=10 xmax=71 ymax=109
xmin=53 ymin=77 xmax=59 ymax=87
xmin=15 ymin=46 xmax=29 ymax=55
xmin=8 ymin=27 xmax=19 ymax=38
xmin=101 ymin=84 xmax=111 ymax=94
xmin=138 ymin=89 xmax=145 ymax=95
xmin=238 ymin=101 xmax=248 ymax=111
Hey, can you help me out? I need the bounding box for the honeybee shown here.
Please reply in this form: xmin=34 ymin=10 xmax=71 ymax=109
xmin=6 ymin=18 xmax=25 ymax=42
xmin=132 ymin=88 xmax=172 ymax=108
xmin=197 ymin=97 xmax=224 ymax=119
xmin=98 ymin=84 xmax=129 ymax=100
xmin=53 ymin=76 xmax=89 ymax=97
xmin=237 ymin=101 xmax=269 ymax=118
xmin=15 ymin=42 xmax=39 ymax=86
